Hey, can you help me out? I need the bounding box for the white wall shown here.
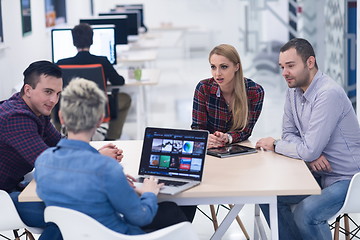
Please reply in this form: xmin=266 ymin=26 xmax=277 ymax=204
xmin=0 ymin=0 xmax=91 ymax=100
xmin=0 ymin=0 xmax=51 ymax=99
xmin=65 ymin=0 xmax=92 ymax=26
xmin=93 ymin=0 xmax=251 ymax=48
xmin=0 ymin=0 xmax=288 ymax=100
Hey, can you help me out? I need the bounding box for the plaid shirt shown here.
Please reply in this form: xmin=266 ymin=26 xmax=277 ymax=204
xmin=0 ymin=93 xmax=61 ymax=192
xmin=191 ymin=77 xmax=264 ymax=143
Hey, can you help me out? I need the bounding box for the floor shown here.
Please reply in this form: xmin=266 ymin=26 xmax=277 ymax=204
xmin=1 ymin=35 xmax=359 ymax=239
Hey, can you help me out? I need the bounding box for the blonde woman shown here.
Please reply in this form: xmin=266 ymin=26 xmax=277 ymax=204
xmin=192 ymin=44 xmax=264 ymax=148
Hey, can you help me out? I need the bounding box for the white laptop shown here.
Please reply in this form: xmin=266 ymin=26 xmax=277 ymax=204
xmin=136 ymin=127 xmax=209 ymax=195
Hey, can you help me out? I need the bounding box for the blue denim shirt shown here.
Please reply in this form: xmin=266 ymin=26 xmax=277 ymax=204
xmin=34 ymin=139 xmax=158 ymax=235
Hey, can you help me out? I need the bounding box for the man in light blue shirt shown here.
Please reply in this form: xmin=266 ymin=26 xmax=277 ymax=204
xmin=256 ymin=38 xmax=360 ymax=240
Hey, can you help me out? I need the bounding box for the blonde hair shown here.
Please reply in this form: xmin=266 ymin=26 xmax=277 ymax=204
xmin=209 ymin=44 xmax=248 ymax=131
xmin=60 ymin=78 xmax=107 ymax=133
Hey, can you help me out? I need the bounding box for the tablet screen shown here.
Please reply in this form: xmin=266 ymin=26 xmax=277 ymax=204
xmin=207 ymin=144 xmax=257 ymax=158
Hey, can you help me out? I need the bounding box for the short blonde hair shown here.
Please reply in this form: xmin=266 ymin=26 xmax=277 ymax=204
xmin=60 ymin=78 xmax=107 ymax=133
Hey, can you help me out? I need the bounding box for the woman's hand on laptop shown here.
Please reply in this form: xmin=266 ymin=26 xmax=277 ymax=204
xmin=98 ymin=143 xmax=124 ymax=162
xmin=135 ymin=176 xmax=164 ymax=196
xmin=126 ymin=174 xmax=137 ymax=188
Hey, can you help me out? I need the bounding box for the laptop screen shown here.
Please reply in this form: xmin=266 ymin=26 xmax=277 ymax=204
xmin=139 ymin=127 xmax=209 ymax=181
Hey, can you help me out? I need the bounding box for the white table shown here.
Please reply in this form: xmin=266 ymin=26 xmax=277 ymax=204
xmin=20 ymin=140 xmax=321 ymax=239
xmin=128 ymin=38 xmax=160 ymax=50
xmin=117 ymin=49 xmax=158 ymax=68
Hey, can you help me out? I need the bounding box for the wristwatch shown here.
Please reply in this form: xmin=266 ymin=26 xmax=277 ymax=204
xmin=273 ymin=139 xmax=280 ymax=149
xmin=226 ymin=133 xmax=233 ymax=144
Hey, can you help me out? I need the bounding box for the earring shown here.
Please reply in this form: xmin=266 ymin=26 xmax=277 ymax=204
xmin=60 ymin=125 xmax=68 ymax=137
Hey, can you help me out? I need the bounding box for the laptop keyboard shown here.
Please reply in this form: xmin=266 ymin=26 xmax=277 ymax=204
xmin=137 ymin=177 xmax=188 ymax=186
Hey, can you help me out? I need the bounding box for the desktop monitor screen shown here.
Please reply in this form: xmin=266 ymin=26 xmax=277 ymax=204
xmin=115 ymin=4 xmax=145 ymax=30
xmin=51 ymin=25 xmax=117 ymax=64
xmin=99 ymin=11 xmax=140 ymax=36
xmin=80 ymin=16 xmax=128 ymax=45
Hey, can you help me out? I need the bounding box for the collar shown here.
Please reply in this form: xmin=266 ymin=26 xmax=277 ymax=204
xmin=209 ymin=78 xmax=221 ymax=96
xmin=11 ymin=93 xmax=46 ymax=119
xmin=296 ymin=70 xmax=323 ymax=102
xmin=56 ymin=138 xmax=99 ymax=154
xmin=76 ymin=51 xmax=91 ymax=56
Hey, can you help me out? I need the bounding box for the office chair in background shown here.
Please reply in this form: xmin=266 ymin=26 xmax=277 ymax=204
xmin=55 ymin=64 xmax=117 ymax=140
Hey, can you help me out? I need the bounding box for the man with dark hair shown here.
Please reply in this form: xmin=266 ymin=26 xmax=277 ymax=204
xmin=0 ymin=60 xmax=123 ymax=239
xmin=57 ymin=23 xmax=131 ymax=140
xmin=0 ymin=60 xmax=63 ymax=239
xmin=71 ymin=22 xmax=93 ymax=48
xmin=256 ymin=38 xmax=360 ymax=239
xmin=279 ymin=37 xmax=318 ymax=69
xmin=21 ymin=60 xmax=62 ymax=95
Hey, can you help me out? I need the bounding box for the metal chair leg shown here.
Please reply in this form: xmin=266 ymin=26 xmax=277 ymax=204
xmin=0 ymin=229 xmax=36 ymax=240
xmin=13 ymin=229 xmax=21 ymax=240
xmin=331 ymin=214 xmax=360 ymax=240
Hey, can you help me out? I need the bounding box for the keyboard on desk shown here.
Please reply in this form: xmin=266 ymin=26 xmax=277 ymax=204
xmin=137 ymin=177 xmax=188 ymax=187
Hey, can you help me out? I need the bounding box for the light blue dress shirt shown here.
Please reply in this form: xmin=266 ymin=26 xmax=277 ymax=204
xmin=34 ymin=139 xmax=158 ymax=235
xmin=275 ymin=70 xmax=360 ymax=188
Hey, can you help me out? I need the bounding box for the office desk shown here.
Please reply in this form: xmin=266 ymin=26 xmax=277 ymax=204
xmin=19 ymin=140 xmax=320 ymax=239
xmin=128 ymin=38 xmax=160 ymax=50
xmin=117 ymin=49 xmax=158 ymax=68
xmin=110 ymin=69 xmax=160 ymax=139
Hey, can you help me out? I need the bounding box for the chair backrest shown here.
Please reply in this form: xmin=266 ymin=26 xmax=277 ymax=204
xmin=44 ymin=206 xmax=200 ymax=240
xmin=57 ymin=64 xmax=111 ymax=122
xmin=0 ymin=190 xmax=27 ymax=231
xmin=337 ymin=172 xmax=360 ymax=214
xmin=0 ymin=190 xmax=43 ymax=234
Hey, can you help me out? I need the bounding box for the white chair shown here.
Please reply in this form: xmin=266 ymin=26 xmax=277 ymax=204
xmin=44 ymin=206 xmax=200 ymax=240
xmin=329 ymin=172 xmax=360 ymax=240
xmin=0 ymin=190 xmax=43 ymax=240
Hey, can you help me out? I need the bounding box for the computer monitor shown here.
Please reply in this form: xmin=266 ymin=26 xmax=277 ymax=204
xmin=116 ymin=3 xmax=143 ymax=8
xmin=80 ymin=16 xmax=128 ymax=45
xmin=51 ymin=25 xmax=117 ymax=65
xmin=99 ymin=11 xmax=140 ymax=36
xmin=115 ymin=4 xmax=146 ymax=32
